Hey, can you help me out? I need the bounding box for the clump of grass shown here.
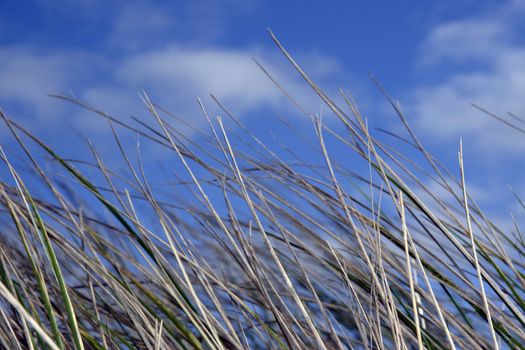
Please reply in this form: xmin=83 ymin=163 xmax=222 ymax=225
xmin=0 ymin=32 xmax=524 ymax=349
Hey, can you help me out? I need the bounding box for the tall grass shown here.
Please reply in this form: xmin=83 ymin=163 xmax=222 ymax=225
xmin=0 ymin=33 xmax=524 ymax=349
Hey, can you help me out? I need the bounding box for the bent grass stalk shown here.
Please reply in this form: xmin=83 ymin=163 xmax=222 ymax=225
xmin=0 ymin=33 xmax=524 ymax=349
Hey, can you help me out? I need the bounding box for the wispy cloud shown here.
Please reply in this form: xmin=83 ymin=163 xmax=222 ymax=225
xmin=409 ymin=0 xmax=525 ymax=153
xmin=107 ymin=3 xmax=178 ymax=51
xmin=0 ymin=2 xmax=345 ymax=139
xmin=0 ymin=47 xmax=99 ymax=120
xmin=111 ymin=45 xmax=335 ymax=113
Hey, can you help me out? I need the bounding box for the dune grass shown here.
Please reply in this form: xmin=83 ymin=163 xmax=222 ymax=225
xmin=0 ymin=33 xmax=524 ymax=349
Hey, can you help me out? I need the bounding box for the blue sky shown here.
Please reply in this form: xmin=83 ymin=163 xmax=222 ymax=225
xmin=1 ymin=0 xmax=525 ymax=225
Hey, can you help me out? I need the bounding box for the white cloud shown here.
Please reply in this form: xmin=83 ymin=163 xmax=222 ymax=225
xmin=114 ymin=46 xmax=317 ymax=112
xmin=417 ymin=20 xmax=507 ymax=67
xmin=409 ymin=0 xmax=525 ymax=153
xmin=75 ymin=44 xmax=347 ymax=142
xmin=0 ymin=48 xmax=85 ymax=118
xmin=107 ymin=3 xmax=177 ymax=51
xmin=0 ymin=45 xmax=343 ymax=141
xmin=0 ymin=2 xmax=349 ymax=141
